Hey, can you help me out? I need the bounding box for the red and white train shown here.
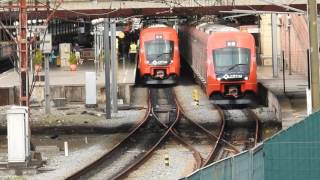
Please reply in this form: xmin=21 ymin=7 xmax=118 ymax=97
xmin=138 ymin=25 xmax=180 ymax=84
xmin=179 ymin=23 xmax=257 ymax=105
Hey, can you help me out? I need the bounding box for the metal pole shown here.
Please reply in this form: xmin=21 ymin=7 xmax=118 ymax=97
xmin=45 ymin=54 xmax=50 ymax=114
xmin=94 ymin=27 xmax=97 ymax=76
xmin=104 ymin=18 xmax=111 ymax=119
xmin=110 ymin=20 xmax=118 ymax=113
xmin=288 ymin=18 xmax=292 ymax=75
xmin=307 ymin=0 xmax=320 ymax=112
xmin=97 ymin=34 xmax=100 ymax=72
xmin=271 ymin=13 xmax=278 ymax=78
xmin=19 ymin=0 xmax=29 ymax=106
xmin=30 ymin=45 xmax=33 ymax=74
xmin=100 ymin=34 xmax=103 ymax=72
xmin=282 ymin=51 xmax=285 ymax=94
xmin=306 ymin=49 xmax=312 ymax=115
xmin=307 ymin=49 xmax=311 ymax=90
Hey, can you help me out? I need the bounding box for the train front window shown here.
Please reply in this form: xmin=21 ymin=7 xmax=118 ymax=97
xmin=145 ymin=40 xmax=174 ymax=66
xmin=213 ymin=47 xmax=250 ymax=73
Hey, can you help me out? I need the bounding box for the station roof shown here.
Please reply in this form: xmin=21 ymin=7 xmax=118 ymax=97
xmin=0 ymin=1 xmax=313 ymax=21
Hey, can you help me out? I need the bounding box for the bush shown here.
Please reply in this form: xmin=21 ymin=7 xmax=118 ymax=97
xmin=69 ymin=52 xmax=77 ymax=65
xmin=33 ymin=49 xmax=43 ymax=65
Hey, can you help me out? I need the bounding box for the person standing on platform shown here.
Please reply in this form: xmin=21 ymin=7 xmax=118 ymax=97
xmin=129 ymin=41 xmax=137 ymax=63
xmin=74 ymin=43 xmax=81 ymax=65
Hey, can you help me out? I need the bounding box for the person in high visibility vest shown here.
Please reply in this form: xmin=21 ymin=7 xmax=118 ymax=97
xmin=129 ymin=42 xmax=137 ymax=63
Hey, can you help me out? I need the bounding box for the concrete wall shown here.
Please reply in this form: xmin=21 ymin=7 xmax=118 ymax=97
xmin=0 ymin=84 xmax=132 ymax=106
xmin=31 ymin=85 xmax=130 ymax=104
xmin=260 ymin=14 xmax=273 ymax=66
xmin=258 ymin=83 xmax=282 ymax=123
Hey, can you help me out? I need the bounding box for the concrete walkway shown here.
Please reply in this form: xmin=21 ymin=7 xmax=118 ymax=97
xmin=257 ymin=66 xmax=308 ymax=129
xmin=0 ymin=60 xmax=136 ymax=87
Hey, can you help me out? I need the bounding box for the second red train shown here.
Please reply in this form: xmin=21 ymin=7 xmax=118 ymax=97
xmin=179 ymin=23 xmax=257 ymax=105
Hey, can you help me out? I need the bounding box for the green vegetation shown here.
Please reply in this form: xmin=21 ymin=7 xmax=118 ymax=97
xmin=69 ymin=52 xmax=77 ymax=65
xmin=33 ymin=49 xmax=43 ymax=65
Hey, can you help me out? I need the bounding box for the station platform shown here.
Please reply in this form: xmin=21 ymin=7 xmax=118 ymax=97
xmin=257 ymin=66 xmax=308 ymax=129
xmin=0 ymin=60 xmax=136 ymax=87
xmin=0 ymin=60 xmax=137 ymax=105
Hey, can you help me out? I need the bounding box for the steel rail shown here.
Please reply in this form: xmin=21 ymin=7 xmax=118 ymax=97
xmin=202 ymin=105 xmax=241 ymax=166
xmin=176 ymin=101 xmax=239 ymax=148
xmin=174 ymin=92 xmax=239 ymax=167
xmin=113 ymin=88 xmax=182 ymax=179
xmin=66 ymin=89 xmax=152 ymax=180
xmin=151 ymin=107 xmax=203 ymax=169
xmin=245 ymin=108 xmax=261 ymax=146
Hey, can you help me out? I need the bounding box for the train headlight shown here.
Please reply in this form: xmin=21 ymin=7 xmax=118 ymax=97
xmin=217 ymin=77 xmax=221 ymax=81
xmin=171 ymin=60 xmax=173 ymax=63
xmin=244 ymin=76 xmax=248 ymax=80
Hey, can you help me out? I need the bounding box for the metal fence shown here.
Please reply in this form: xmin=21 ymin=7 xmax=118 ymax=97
xmin=182 ymin=111 xmax=320 ymax=180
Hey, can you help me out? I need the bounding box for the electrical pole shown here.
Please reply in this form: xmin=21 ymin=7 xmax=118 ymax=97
xmin=288 ymin=16 xmax=292 ymax=75
xmin=271 ymin=13 xmax=278 ymax=78
xmin=110 ymin=20 xmax=118 ymax=113
xmin=19 ymin=0 xmax=29 ymax=107
xmin=45 ymin=55 xmax=50 ymax=114
xmin=16 ymin=0 xmax=59 ymax=107
xmin=307 ymin=0 xmax=320 ymax=112
xmin=104 ymin=18 xmax=111 ymax=119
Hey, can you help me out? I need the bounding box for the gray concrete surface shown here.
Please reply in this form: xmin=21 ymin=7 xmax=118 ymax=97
xmin=0 ymin=87 xmax=148 ymax=134
xmin=0 ymin=61 xmax=136 ymax=106
xmin=257 ymin=66 xmax=308 ymax=129
xmin=0 ymin=61 xmax=136 ymax=87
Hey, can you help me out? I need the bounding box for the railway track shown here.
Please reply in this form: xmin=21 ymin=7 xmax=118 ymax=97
xmin=66 ymin=88 xmax=184 ymax=179
xmin=66 ymin=88 xmax=262 ymax=179
xmin=205 ymin=107 xmax=261 ymax=163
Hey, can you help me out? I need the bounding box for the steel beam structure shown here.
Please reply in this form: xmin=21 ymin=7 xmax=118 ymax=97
xmin=110 ymin=20 xmax=118 ymax=113
xmin=104 ymin=18 xmax=111 ymax=119
xmin=13 ymin=0 xmax=58 ymax=107
xmin=19 ymin=0 xmax=28 ymax=106
xmin=0 ymin=4 xmax=314 ymax=20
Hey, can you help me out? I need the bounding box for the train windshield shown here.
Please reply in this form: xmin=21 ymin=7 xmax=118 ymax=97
xmin=213 ymin=47 xmax=250 ymax=73
xmin=145 ymin=40 xmax=174 ymax=66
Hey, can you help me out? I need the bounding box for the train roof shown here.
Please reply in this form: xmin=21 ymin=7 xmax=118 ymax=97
xmin=146 ymin=24 xmax=168 ymax=28
xmin=140 ymin=25 xmax=177 ymax=34
xmin=195 ymin=23 xmax=239 ymax=34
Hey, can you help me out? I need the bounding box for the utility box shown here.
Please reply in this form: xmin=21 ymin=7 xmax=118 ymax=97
xmin=85 ymin=72 xmax=97 ymax=107
xmin=59 ymin=43 xmax=71 ymax=67
xmin=7 ymin=106 xmax=30 ymax=163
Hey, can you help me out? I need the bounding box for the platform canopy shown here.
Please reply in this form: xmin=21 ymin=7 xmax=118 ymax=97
xmin=0 ymin=0 xmax=313 ymax=20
